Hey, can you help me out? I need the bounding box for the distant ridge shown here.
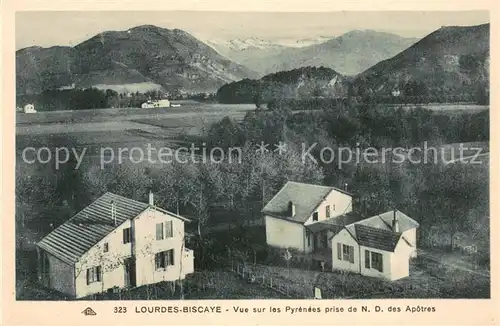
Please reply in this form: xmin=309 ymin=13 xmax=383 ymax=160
xmin=16 ymin=25 xmax=259 ymax=95
xmin=211 ymin=30 xmax=418 ymax=76
xmin=353 ymin=23 xmax=490 ymax=99
xmin=216 ymin=66 xmax=347 ymax=103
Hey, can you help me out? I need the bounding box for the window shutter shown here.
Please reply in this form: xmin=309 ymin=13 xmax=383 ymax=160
xmin=365 ymin=250 xmax=370 ymax=269
xmin=156 ymin=223 xmax=163 ymax=240
xmin=123 ymin=229 xmax=126 ymax=243
xmin=96 ymin=266 xmax=102 ymax=282
xmin=86 ymin=269 xmax=90 ymax=285
xmin=348 ymin=246 xmax=354 ymax=263
xmin=166 ymin=221 xmax=173 ymax=238
xmin=170 ymin=249 xmax=174 ymax=266
xmin=337 ymin=243 xmax=341 ymax=260
xmin=155 ymin=253 xmax=160 ymax=269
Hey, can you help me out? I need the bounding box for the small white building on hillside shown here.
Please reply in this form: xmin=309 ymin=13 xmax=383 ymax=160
xmin=141 ymin=99 xmax=170 ymax=109
xmin=262 ymin=181 xmax=419 ymax=281
xmin=23 ymin=104 xmax=37 ymax=114
xmin=36 ymin=192 xmax=194 ymax=298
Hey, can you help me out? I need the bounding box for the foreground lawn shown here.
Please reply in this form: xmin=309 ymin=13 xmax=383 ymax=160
xmin=238 ymin=256 xmax=490 ymax=299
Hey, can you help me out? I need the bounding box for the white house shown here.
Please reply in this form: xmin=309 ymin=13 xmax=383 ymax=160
xmin=330 ymin=210 xmax=419 ymax=281
xmin=36 ymin=192 xmax=194 ymax=298
xmin=263 ymin=181 xmax=419 ymax=281
xmin=141 ymin=101 xmax=155 ymax=109
xmin=23 ymin=104 xmax=37 ymax=113
xmin=262 ymin=181 xmax=353 ymax=254
xmin=141 ymin=99 xmax=170 ymax=109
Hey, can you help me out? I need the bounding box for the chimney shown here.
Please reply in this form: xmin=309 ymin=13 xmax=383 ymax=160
xmin=288 ymin=201 xmax=296 ymax=217
xmin=111 ymin=200 xmax=116 ymax=226
xmin=149 ymin=191 xmax=154 ymax=206
xmin=392 ymin=209 xmax=399 ymax=233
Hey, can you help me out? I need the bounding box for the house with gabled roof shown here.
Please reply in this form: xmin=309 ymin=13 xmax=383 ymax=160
xmin=331 ymin=210 xmax=419 ymax=280
xmin=262 ymin=181 xmax=419 ymax=280
xmin=262 ymin=181 xmax=354 ymax=254
xmin=36 ymin=192 xmax=194 ymax=298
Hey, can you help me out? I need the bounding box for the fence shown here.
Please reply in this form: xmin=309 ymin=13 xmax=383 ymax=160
xmin=229 ymin=262 xmax=315 ymax=299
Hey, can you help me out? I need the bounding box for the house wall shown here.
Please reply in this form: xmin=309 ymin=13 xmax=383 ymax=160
xmin=389 ymin=238 xmax=414 ymax=280
xmin=331 ymin=229 xmax=359 ymax=273
xmin=304 ymin=190 xmax=352 ymax=225
xmin=134 ymin=208 xmax=189 ymax=286
xmin=265 ymin=215 xmax=305 ymax=251
xmin=402 ymin=228 xmax=417 ymax=258
xmin=182 ymin=249 xmax=195 ymax=275
xmin=74 ymin=219 xmax=133 ymax=298
xmin=74 ymin=208 xmax=193 ymax=298
xmin=44 ymin=251 xmax=75 ymax=296
xmin=359 ymin=246 xmax=393 ymax=280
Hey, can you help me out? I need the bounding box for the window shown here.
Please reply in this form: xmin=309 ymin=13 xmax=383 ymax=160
xmin=365 ymin=250 xmax=370 ymax=268
xmin=103 ymin=243 xmax=109 ymax=252
xmin=333 ymin=204 xmax=336 ymax=211
xmin=337 ymin=243 xmax=342 ymax=260
xmin=123 ymin=228 xmax=132 ymax=244
xmin=86 ymin=266 xmax=101 ymax=284
xmin=306 ymin=231 xmax=311 ymax=246
xmin=155 ymin=249 xmax=174 ymax=269
xmin=312 ymin=212 xmax=318 ymax=222
xmin=156 ymin=223 xmax=164 ymax=240
xmin=342 ymin=244 xmax=354 ymax=263
xmin=326 ymin=205 xmax=331 ymax=218
xmin=165 ymin=220 xmax=173 ymax=238
xmin=371 ymin=252 xmax=383 ymax=272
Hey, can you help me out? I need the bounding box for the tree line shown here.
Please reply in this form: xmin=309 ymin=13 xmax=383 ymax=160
xmin=16 ymin=88 xmax=217 ymax=111
xmin=16 ymin=99 xmax=489 ymax=266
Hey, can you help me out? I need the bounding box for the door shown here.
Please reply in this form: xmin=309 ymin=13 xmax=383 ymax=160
xmin=313 ymin=233 xmax=319 ymax=251
xmin=124 ymin=258 xmax=136 ymax=287
xmin=322 ymin=231 xmax=328 ymax=248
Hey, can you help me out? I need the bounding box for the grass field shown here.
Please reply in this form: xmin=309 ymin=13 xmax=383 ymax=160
xmin=16 ymin=103 xmax=254 ymax=125
xmin=15 ymin=102 xmax=255 ymax=170
xmin=384 ymin=104 xmax=489 ymax=113
xmin=238 ymin=255 xmax=490 ymax=299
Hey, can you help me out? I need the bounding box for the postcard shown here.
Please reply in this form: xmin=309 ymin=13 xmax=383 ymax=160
xmin=2 ymin=1 xmax=498 ymax=325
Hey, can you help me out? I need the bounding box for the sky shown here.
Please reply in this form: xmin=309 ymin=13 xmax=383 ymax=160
xmin=16 ymin=11 xmax=489 ymax=50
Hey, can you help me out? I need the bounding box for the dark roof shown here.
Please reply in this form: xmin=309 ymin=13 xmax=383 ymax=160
xmin=36 ymin=192 xmax=187 ymax=264
xmin=262 ymin=181 xmax=352 ymax=223
xmin=306 ymin=212 xmax=366 ymax=234
xmin=345 ymin=210 xmax=419 ymax=236
xmin=306 ymin=221 xmax=344 ymax=234
xmin=354 ymin=224 xmax=402 ymax=252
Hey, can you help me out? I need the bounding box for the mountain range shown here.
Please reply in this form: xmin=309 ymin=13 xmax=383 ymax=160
xmin=16 ymin=25 xmax=258 ymax=95
xmin=209 ymin=31 xmax=418 ymax=77
xmin=354 ymin=23 xmax=490 ymax=97
xmin=215 ymin=23 xmax=490 ymax=103
xmin=17 ymin=23 xmax=489 ymax=102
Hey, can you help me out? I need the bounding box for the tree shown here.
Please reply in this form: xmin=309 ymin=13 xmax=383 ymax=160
xmin=207 ymin=117 xmax=245 ymax=149
xmin=111 ymin=165 xmax=153 ymax=202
